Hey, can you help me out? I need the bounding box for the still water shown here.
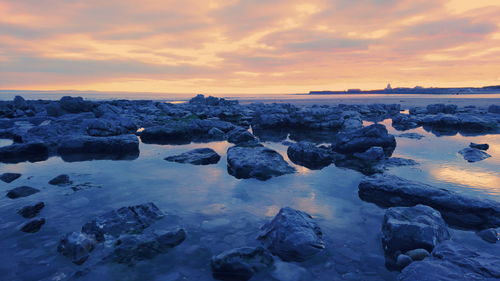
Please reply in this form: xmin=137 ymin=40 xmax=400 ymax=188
xmin=0 ymin=119 xmax=498 ymax=281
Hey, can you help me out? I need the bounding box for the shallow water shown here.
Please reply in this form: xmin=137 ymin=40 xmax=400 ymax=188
xmin=0 ymin=120 xmax=499 ymax=281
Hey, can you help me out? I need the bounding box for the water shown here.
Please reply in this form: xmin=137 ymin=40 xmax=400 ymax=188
xmin=0 ymin=121 xmax=499 ymax=280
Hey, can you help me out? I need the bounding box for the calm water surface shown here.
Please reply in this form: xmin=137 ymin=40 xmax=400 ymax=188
xmin=0 ymin=119 xmax=498 ymax=280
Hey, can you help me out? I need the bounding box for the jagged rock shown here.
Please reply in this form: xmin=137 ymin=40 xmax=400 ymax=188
xmin=286 ymin=141 xmax=336 ymax=169
xmin=382 ymin=205 xmax=450 ymax=255
xmin=396 ymin=133 xmax=425 ymax=140
xmin=0 ymin=172 xmax=21 ymax=183
xmin=6 ymin=186 xmax=40 ymax=199
xmin=13 ymin=96 xmax=28 ymax=109
xmin=18 ymin=202 xmax=45 ymax=218
xmin=258 ymin=207 xmax=325 ymax=262
xmin=164 ymin=148 xmax=220 ymax=165
xmin=58 ymin=232 xmax=97 ymax=265
xmin=458 ymin=147 xmax=491 ymax=162
xmin=57 ymin=135 xmax=139 ymax=160
xmin=49 ymin=174 xmax=72 ymax=186
xmin=85 ymin=118 xmax=137 ymax=137
xmin=476 ymin=228 xmax=499 ymax=243
xmin=0 ymin=142 xmax=49 ymax=163
xmin=20 ymin=218 xmax=46 ymax=233
xmin=358 ymin=174 xmax=500 ymax=229
xmin=227 ymin=146 xmax=295 ymax=180
xmin=211 ymin=247 xmax=274 ymax=281
xmin=469 ymin=142 xmax=489 ymax=151
xmin=81 ymin=202 xmax=164 ymax=242
xmin=332 ymin=124 xmax=396 ymax=156
xmin=108 ymin=229 xmax=186 ymax=265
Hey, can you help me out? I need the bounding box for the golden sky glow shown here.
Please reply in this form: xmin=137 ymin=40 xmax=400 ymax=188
xmin=1 ymin=0 xmax=500 ymax=93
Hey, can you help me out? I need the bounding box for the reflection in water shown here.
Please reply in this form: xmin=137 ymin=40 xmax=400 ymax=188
xmin=430 ymin=165 xmax=500 ymax=195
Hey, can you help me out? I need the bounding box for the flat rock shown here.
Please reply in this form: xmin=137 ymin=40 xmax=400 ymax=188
xmin=164 ymin=148 xmax=220 ymax=165
xmin=396 ymin=133 xmax=425 ymax=140
xmin=0 ymin=172 xmax=21 ymax=183
xmin=18 ymin=202 xmax=45 ymax=218
xmin=49 ymin=174 xmax=73 ymax=185
xmin=358 ymin=174 xmax=500 ymax=229
xmin=332 ymin=124 xmax=396 ymax=156
xmin=287 ymin=141 xmax=336 ymax=169
xmin=258 ymin=207 xmax=325 ymax=262
xmin=227 ymin=146 xmax=295 ymax=180
xmin=469 ymin=142 xmax=489 ymax=151
xmin=58 ymin=232 xmax=97 ymax=265
xmin=0 ymin=142 xmax=49 ymax=163
xmin=20 ymin=218 xmax=46 ymax=233
xmin=58 ymin=135 xmax=139 ymax=156
xmin=211 ymin=247 xmax=274 ymax=281
xmin=458 ymin=147 xmax=491 ymax=162
xmin=6 ymin=186 xmax=40 ymax=199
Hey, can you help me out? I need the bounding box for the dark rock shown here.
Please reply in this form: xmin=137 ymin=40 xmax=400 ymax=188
xmin=49 ymin=174 xmax=72 ymax=186
xmin=208 ymin=127 xmax=225 ymax=139
xmin=405 ymin=249 xmax=430 ymax=261
xmin=59 ymin=96 xmax=94 ymax=113
xmin=469 ymin=142 xmax=489 ymax=151
xmin=488 ymin=104 xmax=500 ymax=114
xmin=58 ymin=232 xmax=97 ymax=265
xmin=109 ymin=228 xmax=186 ymax=265
xmin=476 ymin=228 xmax=498 ymax=243
xmin=85 ymin=118 xmax=137 ymax=137
xmin=382 ymin=205 xmax=450 ymax=255
xmin=20 ymin=218 xmax=46 ymax=233
xmin=258 ymin=207 xmax=325 ymax=262
xmin=396 ymin=254 xmax=413 ymax=268
xmin=81 ymin=202 xmax=164 ymax=242
xmin=227 ymin=127 xmax=258 ymax=145
xmin=0 ymin=142 xmax=49 ymax=163
xmin=0 ymin=172 xmax=21 ymax=183
xmin=458 ymin=147 xmax=491 ymax=162
xmin=287 ymin=141 xmax=335 ymax=169
xmin=211 ymin=247 xmax=274 ymax=281
xmin=396 ymin=133 xmax=425 ymax=140
xmin=13 ymin=96 xmax=27 ymax=109
xmin=165 ymin=148 xmax=220 ymax=165
xmin=332 ymin=124 xmax=396 ymax=157
xmin=227 ymin=146 xmax=295 ymax=180
xmin=426 ymin=104 xmax=446 ymax=114
xmin=58 ymin=135 xmax=139 ymax=160
xmin=392 ymin=114 xmax=420 ymax=131
xmin=353 ymin=146 xmax=386 ymax=162
xmin=18 ymin=202 xmax=45 ymax=218
xmin=383 ymin=157 xmax=418 ymax=167
xmin=6 ymin=186 xmax=40 ymax=199
xmin=358 ymin=174 xmax=500 ymax=229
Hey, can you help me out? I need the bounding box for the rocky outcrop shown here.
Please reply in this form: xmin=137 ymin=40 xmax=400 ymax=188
xmin=57 ymin=232 xmax=97 ymax=265
xmin=286 ymin=141 xmax=336 ymax=169
xmin=332 ymin=124 xmax=396 ymax=157
xmin=6 ymin=186 xmax=40 ymax=199
xmin=458 ymin=147 xmax=491 ymax=162
xmin=164 ymin=148 xmax=221 ymax=165
xmin=258 ymin=207 xmax=325 ymax=262
xmin=211 ymin=247 xmax=274 ymax=281
xmin=0 ymin=142 xmax=49 ymax=163
xmin=57 ymin=135 xmax=139 ymax=161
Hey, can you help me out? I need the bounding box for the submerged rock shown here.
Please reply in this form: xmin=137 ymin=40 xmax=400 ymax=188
xmin=227 ymin=146 xmax=295 ymax=180
xmin=396 ymin=133 xmax=425 ymax=140
xmin=469 ymin=142 xmax=489 ymax=151
xmin=164 ymin=148 xmax=220 ymax=165
xmin=58 ymin=232 xmax=97 ymax=265
xmin=49 ymin=174 xmax=73 ymax=186
xmin=0 ymin=172 xmax=21 ymax=183
xmin=458 ymin=147 xmax=491 ymax=162
xmin=287 ymin=141 xmax=336 ymax=169
xmin=211 ymin=247 xmax=274 ymax=281
xmin=0 ymin=142 xmax=49 ymax=163
xmin=358 ymin=174 xmax=500 ymax=229
xmin=258 ymin=207 xmax=325 ymax=262
xmin=20 ymin=218 xmax=46 ymax=233
xmin=6 ymin=186 xmax=40 ymax=199
xmin=332 ymin=124 xmax=396 ymax=157
xmin=18 ymin=202 xmax=45 ymax=218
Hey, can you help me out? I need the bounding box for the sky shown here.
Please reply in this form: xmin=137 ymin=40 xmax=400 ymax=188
xmin=1 ymin=0 xmax=500 ymax=94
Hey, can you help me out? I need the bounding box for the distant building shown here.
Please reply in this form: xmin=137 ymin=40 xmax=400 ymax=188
xmin=386 ymin=83 xmax=392 ymax=90
xmin=347 ymin=89 xmax=362 ymax=93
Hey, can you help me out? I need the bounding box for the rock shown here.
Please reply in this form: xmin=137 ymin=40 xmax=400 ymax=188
xmin=405 ymin=249 xmax=430 ymax=261
xmin=476 ymin=228 xmax=498 ymax=243
xmin=227 ymin=146 xmax=295 ymax=180
xmin=332 ymin=124 xmax=396 ymax=157
xmin=20 ymin=218 xmax=46 ymax=233
xmin=109 ymin=228 xmax=186 ymax=265
xmin=6 ymin=186 xmax=40 ymax=199
xmin=13 ymin=96 xmax=27 ymax=109
xmin=287 ymin=141 xmax=335 ymax=169
xmin=353 ymin=146 xmax=386 ymax=162
xmin=164 ymin=148 xmax=220 ymax=165
xmin=57 ymin=135 xmax=139 ymax=160
xmin=59 ymin=96 xmax=94 ymax=113
xmin=488 ymin=104 xmax=500 ymax=114
xmin=396 ymin=254 xmax=413 ymax=268
xmin=258 ymin=207 xmax=325 ymax=262
xmin=458 ymin=147 xmax=491 ymax=162
xmin=0 ymin=142 xmax=49 ymax=163
xmin=48 ymin=174 xmax=73 ymax=186
xmin=341 ymin=117 xmax=363 ymax=131
xmin=396 ymin=133 xmax=425 ymax=140
xmin=85 ymin=118 xmax=137 ymax=137
xmin=382 ymin=205 xmax=450 ymax=255
xmin=211 ymin=247 xmax=274 ymax=281
xmin=270 ymin=260 xmax=309 ymax=281
xmin=0 ymin=172 xmax=21 ymax=183
xmin=358 ymin=174 xmax=500 ymax=229
xmin=382 ymin=157 xmax=419 ymax=167
xmin=18 ymin=202 xmax=45 ymax=218
xmin=58 ymin=232 xmax=97 ymax=265
xmin=208 ymin=127 xmax=225 ymax=139
xmin=392 ymin=114 xmax=420 ymax=131
xmin=227 ymin=127 xmax=258 ymax=145
xmin=469 ymin=142 xmax=489 ymax=151
xmin=399 ymin=241 xmax=500 ymax=280
xmin=81 ymin=202 xmax=164 ymax=242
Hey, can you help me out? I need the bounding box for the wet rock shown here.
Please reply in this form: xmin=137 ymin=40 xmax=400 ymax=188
xmin=426 ymin=104 xmax=457 ymax=114
xmin=405 ymin=249 xmax=430 ymax=261
xmin=396 ymin=133 xmax=425 ymax=140
xmin=0 ymin=142 xmax=49 ymax=163
xmin=270 ymin=260 xmax=309 ymax=281
xmin=458 ymin=147 xmax=491 ymax=162
xmin=399 ymin=241 xmax=500 ymax=280
xmin=165 ymin=148 xmax=220 ymax=165
xmin=382 ymin=157 xmax=418 ymax=167
xmin=0 ymin=172 xmax=21 ymax=183
xmin=85 ymin=118 xmax=137 ymax=137
xmin=49 ymin=174 xmax=72 ymax=186
xmin=353 ymin=146 xmax=386 ymax=162
xmin=59 ymin=96 xmax=94 ymax=113
xmin=58 ymin=232 xmax=97 ymax=265
xmin=469 ymin=142 xmax=489 ymax=151
xmin=358 ymin=174 xmax=500 ymax=229
xmin=58 ymin=135 xmax=139 ymax=159
xmin=109 ymin=228 xmax=186 ymax=265
xmin=258 ymin=207 xmax=325 ymax=262
xmin=81 ymin=202 xmax=164 ymax=242
xmin=476 ymin=228 xmax=499 ymax=243
xmin=6 ymin=186 xmax=40 ymax=199
xmin=20 ymin=218 xmax=46 ymax=233
xmin=382 ymin=205 xmax=450 ymax=255
xmin=18 ymin=202 xmax=45 ymax=218
xmin=392 ymin=114 xmax=420 ymax=131
xmin=287 ymin=141 xmax=336 ymax=169
xmin=332 ymin=124 xmax=396 ymax=157
xmin=227 ymin=127 xmax=258 ymax=145
xmin=208 ymin=127 xmax=225 ymax=139
xmin=488 ymin=104 xmax=500 ymax=114
xmin=396 ymin=254 xmax=413 ymax=268
xmin=227 ymin=146 xmax=295 ymax=180
xmin=211 ymin=247 xmax=274 ymax=281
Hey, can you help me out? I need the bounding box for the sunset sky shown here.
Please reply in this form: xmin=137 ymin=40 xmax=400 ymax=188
xmin=1 ymin=0 xmax=500 ymax=94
